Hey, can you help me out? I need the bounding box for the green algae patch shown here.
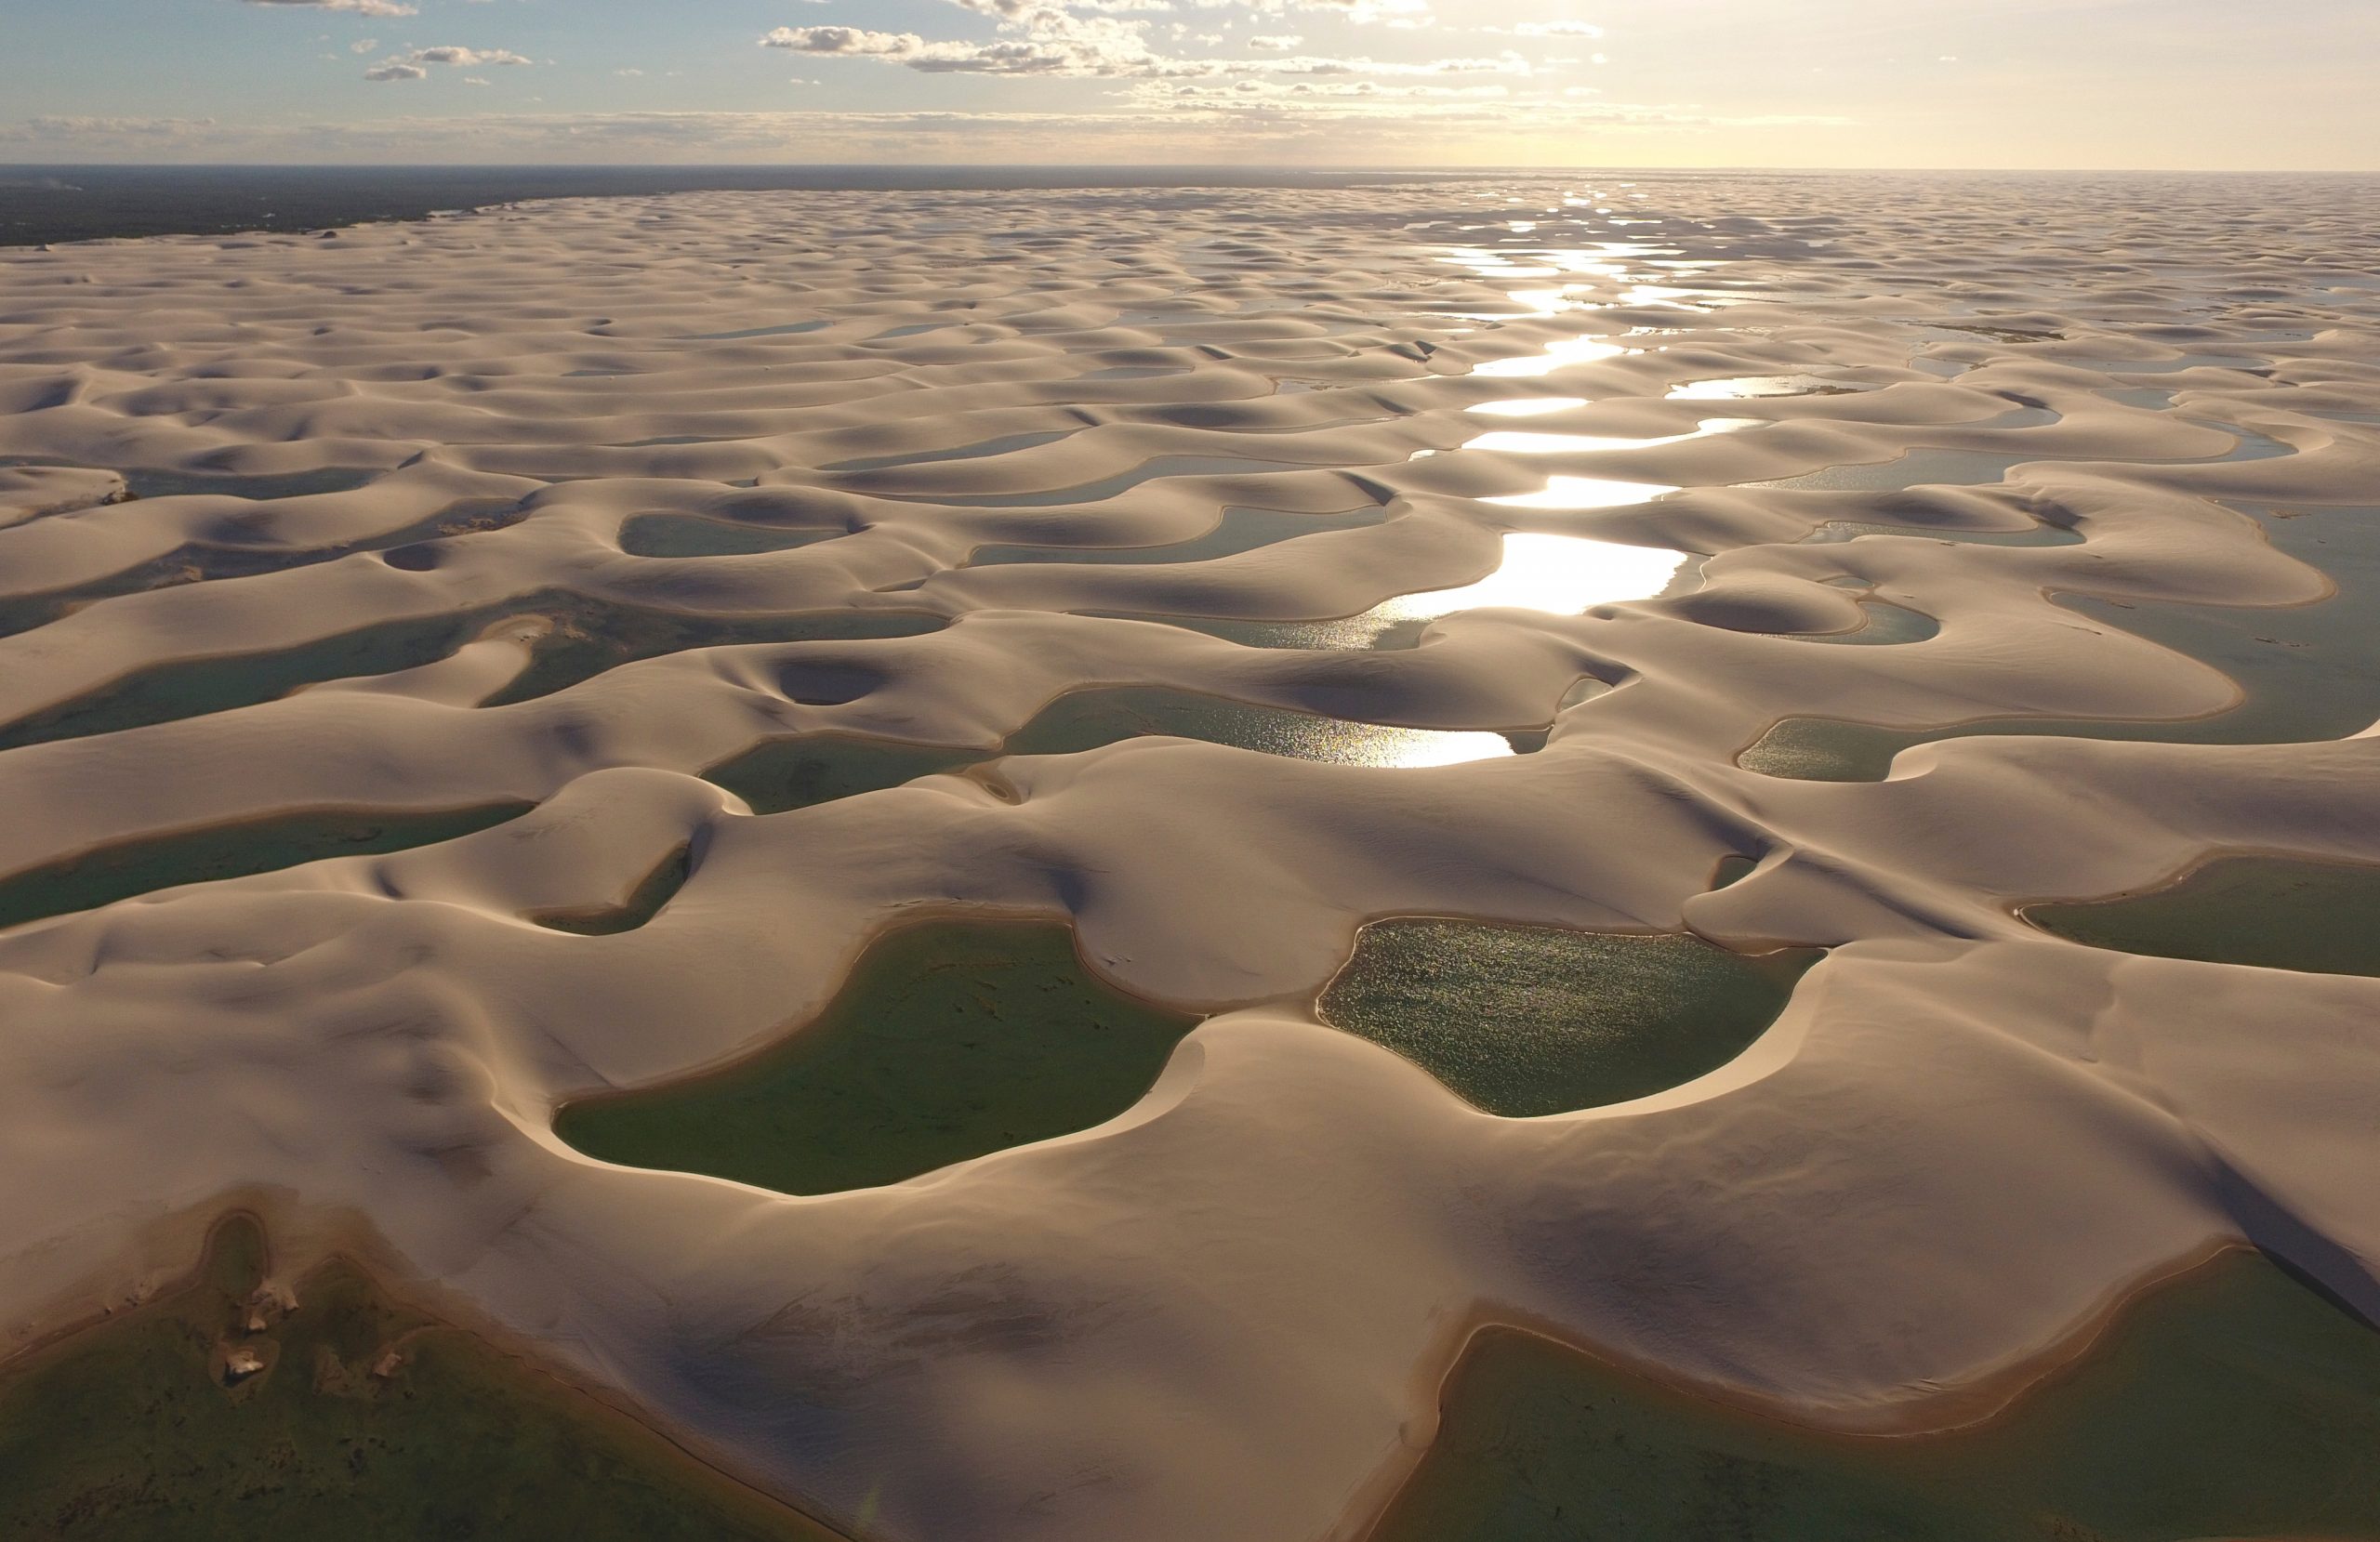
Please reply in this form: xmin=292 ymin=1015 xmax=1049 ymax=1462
xmin=1737 ymin=716 xmax=1928 ymax=783
xmin=0 ymin=595 xmax=939 ymax=752
xmin=617 ymin=514 xmax=844 ymax=559
xmin=1812 ymin=598 xmax=1940 ymax=646
xmin=1000 ymin=685 xmax=1510 ymax=767
xmin=555 ymin=920 xmax=1201 ymax=1194
xmin=703 ymin=686 xmax=1514 ymax=816
xmin=1709 ymin=854 xmax=1762 ymax=890
xmin=704 ymin=733 xmax=980 ymax=815
xmin=1367 ymin=1250 xmax=2380 ymax=1542
xmin=1739 ymin=504 xmax=2380 ymax=782
xmin=1318 ymin=919 xmax=1817 ymax=1117
xmin=0 ymin=803 xmax=532 ymax=934
xmin=2024 ymin=855 xmax=2380 ymax=979
xmin=528 ymin=842 xmax=694 ymax=936
xmin=0 ymin=1214 xmax=847 ymax=1542
xmin=874 ymin=453 xmax=1308 ymax=508
xmin=0 ymin=497 xmax=526 ymax=641
xmin=0 ymin=458 xmax=383 ymax=506
xmin=825 ymin=430 xmax=1073 ymax=474
xmin=477 ymin=602 xmax=937 ymax=709
xmin=120 ymin=466 xmax=387 ymax=501
xmin=0 ymin=610 xmax=510 ymax=753
xmin=967 ymin=502 xmax=1393 ymax=568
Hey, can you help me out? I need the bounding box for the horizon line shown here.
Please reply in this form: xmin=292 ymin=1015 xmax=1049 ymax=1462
xmin=7 ymin=161 xmax=2378 ymax=177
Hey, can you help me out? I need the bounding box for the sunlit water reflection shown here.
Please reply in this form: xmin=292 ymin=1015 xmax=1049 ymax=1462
xmin=1138 ymin=530 xmax=1696 ymax=652
xmin=1193 ymin=712 xmax=1513 ymax=769
xmin=1474 ymin=336 xmax=1633 ymax=378
xmin=1468 ymin=398 xmax=1591 ymax=417
xmin=1481 ymin=477 xmax=1677 ymax=510
xmin=1463 ymin=417 xmax=1758 ymax=456
xmin=1667 ymin=375 xmax=1858 ymax=401
xmin=1400 ymin=534 xmax=1691 ymax=618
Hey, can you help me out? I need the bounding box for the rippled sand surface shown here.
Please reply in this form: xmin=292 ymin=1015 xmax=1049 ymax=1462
xmin=1 ymin=173 xmax=2378 ymax=1540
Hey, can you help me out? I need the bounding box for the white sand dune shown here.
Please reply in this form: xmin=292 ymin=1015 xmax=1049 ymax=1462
xmin=0 ymin=175 xmax=2376 ymax=1541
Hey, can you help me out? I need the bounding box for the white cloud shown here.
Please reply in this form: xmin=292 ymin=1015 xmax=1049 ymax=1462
xmin=409 ymin=46 xmax=531 ymax=66
xmin=766 ymin=15 xmax=1176 ymax=76
xmin=1262 ymin=51 xmax=1534 ymax=76
xmin=8 ymin=114 xmax=219 ymax=137
xmin=244 ymin=0 xmax=418 ymax=16
xmin=1269 ymin=0 xmax=1430 ymax=22
xmin=761 ymin=26 xmax=927 ymax=59
xmin=1482 ymin=20 xmax=1603 ymax=37
xmin=364 ymin=44 xmax=531 ymax=79
xmin=760 ymin=7 xmax=1523 ymax=80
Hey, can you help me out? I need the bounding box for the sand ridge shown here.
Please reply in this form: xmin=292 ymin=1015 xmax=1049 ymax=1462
xmin=0 ymin=174 xmax=2376 ymax=1540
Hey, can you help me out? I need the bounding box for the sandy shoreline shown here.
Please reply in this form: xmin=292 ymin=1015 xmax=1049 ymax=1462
xmin=0 ymin=174 xmax=2376 ymax=1540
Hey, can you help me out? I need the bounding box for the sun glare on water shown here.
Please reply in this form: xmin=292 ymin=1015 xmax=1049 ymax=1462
xmin=1397 ymin=533 xmax=1690 ymax=618
xmin=1463 ymin=416 xmax=1758 ymax=456
xmin=1474 ymin=336 xmax=1633 ymax=377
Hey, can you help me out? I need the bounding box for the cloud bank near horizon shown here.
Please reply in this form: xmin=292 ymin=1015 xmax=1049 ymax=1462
xmin=4 ymin=0 xmax=2374 ymax=169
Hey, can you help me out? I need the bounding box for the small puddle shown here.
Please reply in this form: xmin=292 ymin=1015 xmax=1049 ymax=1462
xmin=1802 ymin=518 xmax=2082 ymax=548
xmin=704 ymin=685 xmax=1519 ymax=815
xmin=2023 ymin=855 xmax=2380 ymax=979
xmin=529 ymin=844 xmax=694 ymax=937
xmin=1755 ymin=414 xmax=2287 ymax=495
xmin=482 ymin=603 xmax=941 ymax=710
xmin=823 ymin=430 xmax=1074 ymax=475
xmin=1367 ymin=1251 xmax=2380 ymax=1542
xmin=0 ymin=498 xmax=527 ymax=639
xmin=706 ymin=734 xmax=979 ymax=816
xmin=554 ymin=920 xmax=1200 ymax=1194
xmin=0 ymin=596 xmax=939 ymax=751
xmin=2063 ymin=351 xmax=2268 ymax=374
xmin=615 ymin=514 xmax=845 ymax=560
xmin=1 ymin=458 xmax=384 ymax=503
xmin=124 ymin=466 xmax=385 ymax=501
xmin=1744 ymin=504 xmax=2380 ymax=779
xmin=1317 ymin=918 xmax=1818 ymax=1117
xmin=684 ymin=320 xmax=828 ymax=341
xmin=966 ymin=504 xmax=1394 ymax=568
xmin=0 ymin=804 xmax=531 ymax=933
xmin=1778 ymin=597 xmax=1941 ymax=646
xmin=866 ymin=454 xmax=1317 ymax=508
xmin=1759 ymin=447 xmax=2053 ymax=494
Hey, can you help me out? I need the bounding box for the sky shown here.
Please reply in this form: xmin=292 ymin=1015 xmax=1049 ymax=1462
xmin=2 ymin=0 xmax=2374 ymax=169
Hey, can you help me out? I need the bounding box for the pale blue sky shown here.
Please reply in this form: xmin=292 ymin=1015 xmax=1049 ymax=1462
xmin=2 ymin=0 xmax=2373 ymax=167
